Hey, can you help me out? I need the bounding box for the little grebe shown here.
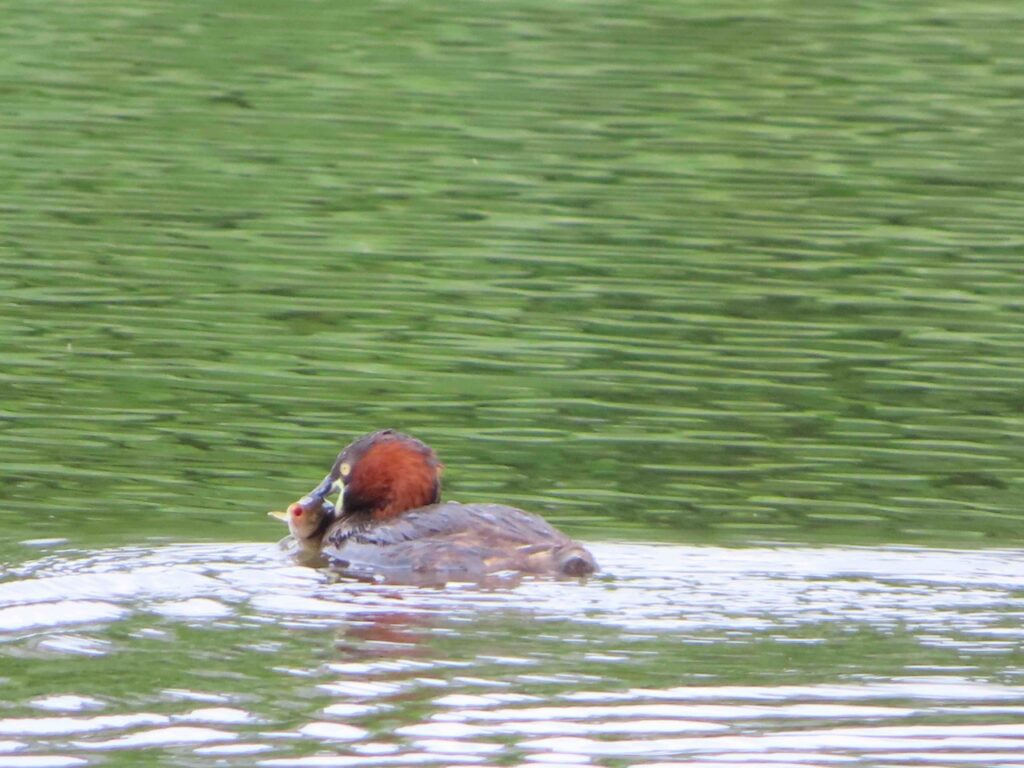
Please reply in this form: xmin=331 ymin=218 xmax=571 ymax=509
xmin=271 ymin=430 xmax=597 ymax=583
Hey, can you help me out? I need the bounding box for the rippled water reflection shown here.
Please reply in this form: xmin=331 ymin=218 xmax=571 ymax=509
xmin=5 ymin=0 xmax=1024 ymax=551
xmin=2 ymin=542 xmax=1023 ymax=766
xmin=4 ymin=0 xmax=1024 ymax=764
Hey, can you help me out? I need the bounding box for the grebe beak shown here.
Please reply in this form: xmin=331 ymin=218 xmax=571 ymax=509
xmin=306 ymin=473 xmax=343 ymax=504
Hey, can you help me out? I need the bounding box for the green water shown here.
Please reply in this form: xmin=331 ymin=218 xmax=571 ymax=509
xmin=2 ymin=1 xmax=1024 ymax=765
xmin=4 ymin=0 xmax=1024 ymax=552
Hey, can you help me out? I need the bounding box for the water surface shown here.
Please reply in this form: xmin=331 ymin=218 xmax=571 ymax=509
xmin=3 ymin=0 xmax=1024 ymax=765
xmin=3 ymin=0 xmax=1024 ymax=549
xmin=2 ymin=541 xmax=1024 ymax=766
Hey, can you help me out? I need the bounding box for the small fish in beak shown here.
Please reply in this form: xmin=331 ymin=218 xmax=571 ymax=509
xmin=269 ymin=473 xmax=341 ymax=550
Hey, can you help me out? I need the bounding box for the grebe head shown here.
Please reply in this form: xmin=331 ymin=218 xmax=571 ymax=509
xmin=272 ymin=430 xmax=441 ymax=540
xmin=327 ymin=429 xmax=442 ymax=522
xmin=275 ymin=430 xmax=442 ymax=529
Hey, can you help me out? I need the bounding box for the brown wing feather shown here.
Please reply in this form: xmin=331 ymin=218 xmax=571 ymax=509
xmin=321 ymin=502 xmax=596 ymax=581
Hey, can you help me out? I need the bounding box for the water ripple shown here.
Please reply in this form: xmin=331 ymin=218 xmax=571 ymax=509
xmin=0 ymin=542 xmax=1021 ymax=765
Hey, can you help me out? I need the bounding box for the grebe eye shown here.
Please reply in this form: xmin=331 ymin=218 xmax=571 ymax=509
xmin=339 ymin=462 xmax=352 ymax=478
xmin=293 ymin=508 xmax=303 ymax=518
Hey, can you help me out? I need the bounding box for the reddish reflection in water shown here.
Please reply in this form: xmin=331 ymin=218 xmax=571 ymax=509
xmin=335 ymin=610 xmax=435 ymax=654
